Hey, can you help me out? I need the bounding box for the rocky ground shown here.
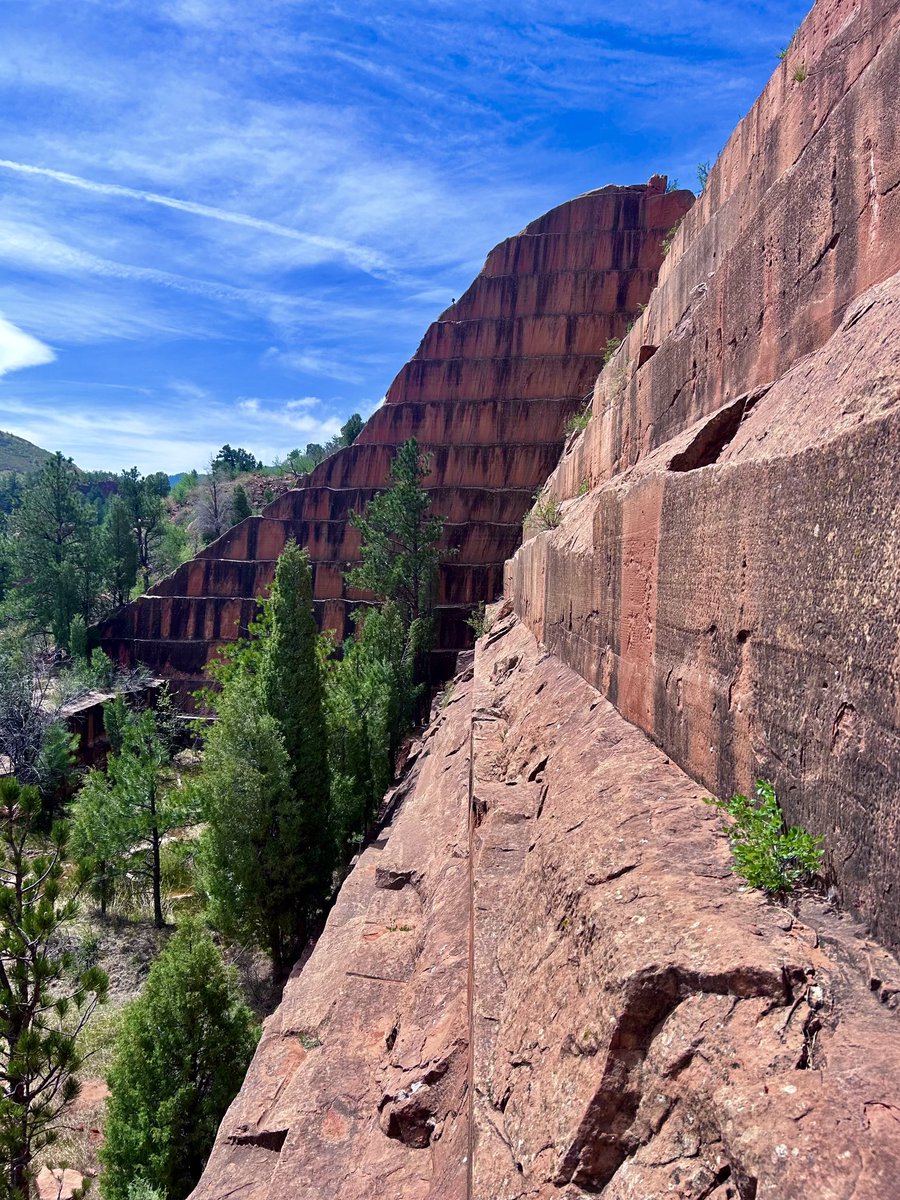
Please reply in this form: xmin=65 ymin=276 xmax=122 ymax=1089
xmin=189 ymin=608 xmax=900 ymax=1200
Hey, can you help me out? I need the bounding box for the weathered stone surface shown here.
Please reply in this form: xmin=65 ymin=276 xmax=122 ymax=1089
xmin=36 ymin=1167 xmax=84 ymax=1200
xmin=507 ymin=0 xmax=900 ymax=947
xmin=192 ymin=614 xmax=900 ymax=1199
xmin=470 ymin=618 xmax=900 ymax=1200
xmin=190 ymin=662 xmax=474 ymax=1200
xmin=97 ymin=181 xmax=693 ymax=699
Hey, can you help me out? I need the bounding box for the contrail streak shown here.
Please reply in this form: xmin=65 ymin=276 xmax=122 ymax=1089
xmin=0 ymin=158 xmax=389 ymax=276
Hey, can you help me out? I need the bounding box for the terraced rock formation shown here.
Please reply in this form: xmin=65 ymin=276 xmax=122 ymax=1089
xmin=97 ymin=181 xmax=692 ymax=696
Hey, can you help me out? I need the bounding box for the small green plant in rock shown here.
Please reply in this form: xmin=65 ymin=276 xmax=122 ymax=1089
xmin=525 ymin=493 xmax=562 ymax=533
xmin=565 ymin=410 xmax=591 ymax=434
xmin=602 ymin=337 xmax=622 ymax=365
xmin=778 ymin=26 xmax=800 ymax=58
xmin=697 ymin=160 xmax=712 ymax=191
xmin=466 ymin=602 xmax=488 ymax=640
xmin=577 ymin=479 xmax=590 ymax=497
xmin=661 ymin=223 xmax=681 ymax=257
xmin=704 ymin=778 xmax=822 ymax=896
xmin=793 ymin=63 xmax=808 ymax=82
xmin=439 ymin=681 xmax=456 ymax=709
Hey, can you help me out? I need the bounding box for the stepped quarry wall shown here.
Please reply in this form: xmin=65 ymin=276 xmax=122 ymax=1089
xmin=97 ymin=183 xmax=691 ymax=696
xmin=507 ymin=0 xmax=900 ymax=949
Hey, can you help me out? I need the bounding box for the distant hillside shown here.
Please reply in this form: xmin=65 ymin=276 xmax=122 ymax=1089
xmin=0 ymin=430 xmax=53 ymax=474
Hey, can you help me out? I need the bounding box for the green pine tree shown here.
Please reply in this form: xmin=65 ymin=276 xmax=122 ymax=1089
xmin=8 ymin=452 xmax=98 ymax=649
xmin=119 ymin=468 xmax=168 ymax=591
xmin=198 ymin=542 xmax=332 ymax=976
xmin=231 ymin=484 xmax=252 ymax=523
xmin=341 ymin=412 xmax=363 ymax=445
xmin=70 ymin=708 xmax=195 ymax=927
xmin=0 ymin=780 xmax=108 ymax=1199
xmin=198 ymin=671 xmax=296 ymax=967
xmin=326 ymin=602 xmax=424 ymax=859
xmin=100 ymin=920 xmax=258 ymax=1200
xmin=347 ymin=438 xmax=446 ymax=626
xmin=68 ymin=614 xmax=89 ymax=661
xmin=259 ymin=542 xmax=332 ymax=935
xmin=103 ymin=495 xmax=139 ymax=606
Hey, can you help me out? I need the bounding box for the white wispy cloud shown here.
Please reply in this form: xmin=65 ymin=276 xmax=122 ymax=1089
xmin=0 ymin=314 xmax=56 ymax=377
xmin=0 ymin=158 xmax=391 ymax=278
xmin=0 ymin=391 xmax=345 ymax=474
xmin=261 ymin=348 xmax=363 ymax=385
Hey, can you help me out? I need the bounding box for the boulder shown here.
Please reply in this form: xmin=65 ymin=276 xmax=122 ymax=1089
xmin=35 ymin=1168 xmax=85 ymax=1200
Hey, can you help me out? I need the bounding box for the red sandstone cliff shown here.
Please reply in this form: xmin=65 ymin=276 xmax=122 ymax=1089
xmin=97 ymin=182 xmax=691 ymax=696
xmin=185 ymin=0 xmax=900 ymax=1194
xmin=507 ymin=0 xmax=900 ymax=949
xmin=191 ymin=613 xmax=900 ymax=1200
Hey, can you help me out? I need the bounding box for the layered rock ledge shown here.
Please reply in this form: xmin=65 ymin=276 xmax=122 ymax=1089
xmin=191 ymin=614 xmax=900 ymax=1199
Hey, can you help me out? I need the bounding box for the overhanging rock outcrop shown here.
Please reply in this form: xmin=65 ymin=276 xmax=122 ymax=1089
xmin=97 ymin=181 xmax=692 ymax=696
xmin=507 ymin=0 xmax=900 ymax=948
xmin=191 ymin=614 xmax=900 ymax=1199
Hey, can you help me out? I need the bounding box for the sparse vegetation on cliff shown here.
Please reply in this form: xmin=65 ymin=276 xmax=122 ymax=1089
xmin=602 ymin=336 xmax=622 ymax=364
xmin=467 ymin=602 xmax=489 ymax=639
xmin=660 ymin=223 xmax=681 ymax=257
xmin=704 ymin=778 xmax=822 ymax=896
xmin=524 ymin=492 xmax=562 ymax=534
xmin=565 ymin=409 xmax=591 ymax=434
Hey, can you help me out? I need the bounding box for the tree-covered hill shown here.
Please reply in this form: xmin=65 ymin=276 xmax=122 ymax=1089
xmin=0 ymin=429 xmax=53 ymax=474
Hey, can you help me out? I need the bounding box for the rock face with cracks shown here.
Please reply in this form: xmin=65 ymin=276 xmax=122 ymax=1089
xmin=191 ymin=614 xmax=900 ymax=1199
xmin=507 ymin=0 xmax=900 ymax=947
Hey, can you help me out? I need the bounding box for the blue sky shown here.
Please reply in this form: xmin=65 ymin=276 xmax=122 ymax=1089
xmin=0 ymin=0 xmax=809 ymax=474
